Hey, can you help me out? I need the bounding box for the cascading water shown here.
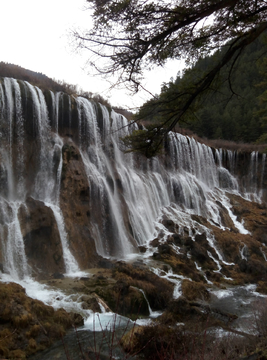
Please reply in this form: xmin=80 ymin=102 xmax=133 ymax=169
xmin=0 ymin=78 xmax=79 ymax=279
xmin=0 ymin=76 xmax=266 ymax=310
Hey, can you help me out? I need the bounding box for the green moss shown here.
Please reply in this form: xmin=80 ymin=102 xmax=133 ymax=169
xmin=0 ymin=282 xmax=80 ymax=358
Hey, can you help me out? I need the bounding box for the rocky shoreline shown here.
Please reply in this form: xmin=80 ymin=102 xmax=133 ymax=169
xmin=1 ymin=191 xmax=267 ymax=359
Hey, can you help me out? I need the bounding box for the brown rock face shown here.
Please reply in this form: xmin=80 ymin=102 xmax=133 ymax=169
xmin=18 ymin=197 xmax=65 ymax=275
xmin=60 ymin=140 xmax=100 ymax=269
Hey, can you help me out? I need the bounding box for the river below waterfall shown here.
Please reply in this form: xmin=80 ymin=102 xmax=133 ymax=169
xmin=210 ymin=284 xmax=267 ymax=335
xmin=25 ymin=277 xmax=267 ymax=360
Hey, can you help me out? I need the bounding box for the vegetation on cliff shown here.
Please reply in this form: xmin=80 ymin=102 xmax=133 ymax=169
xmin=136 ymin=32 xmax=267 ymax=145
xmin=72 ymin=0 xmax=267 ymax=156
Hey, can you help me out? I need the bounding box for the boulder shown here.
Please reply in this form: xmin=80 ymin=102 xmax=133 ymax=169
xmin=18 ymin=197 xmax=65 ymax=275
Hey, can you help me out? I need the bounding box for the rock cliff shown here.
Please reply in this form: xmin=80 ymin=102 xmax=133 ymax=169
xmin=1 ymin=76 xmax=267 ymax=359
xmin=0 ymin=76 xmax=267 ymax=279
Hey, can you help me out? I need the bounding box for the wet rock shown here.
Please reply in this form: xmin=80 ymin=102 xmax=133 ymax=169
xmin=191 ymin=242 xmax=210 ymax=264
xmin=113 ymin=279 xmax=130 ymax=296
xmin=162 ymin=218 xmax=176 ymax=232
xmin=60 ymin=141 xmax=100 ymax=268
xmin=138 ymin=245 xmax=147 ymax=253
xmin=256 ymin=280 xmax=267 ymax=294
xmin=183 ymin=226 xmax=190 ymax=235
xmin=191 ymin=214 xmax=209 ymax=226
xmin=158 ymin=296 xmax=205 ymax=326
xmin=194 ymin=232 xmax=207 ymax=244
xmin=52 ymin=272 xmax=65 ymax=279
xmin=228 ymin=194 xmax=267 ymax=242
xmin=80 ymin=295 xmax=102 ymax=312
xmin=18 ymin=197 xmax=65 ymax=274
xmin=150 ymin=238 xmax=159 ymax=247
xmin=238 ymin=259 xmax=248 ymax=272
xmin=172 ymin=233 xmax=194 ymax=247
xmin=69 ymin=312 xmax=84 ymax=327
xmin=243 ymin=259 xmax=267 ymax=278
xmin=158 ymin=244 xmax=172 ymax=255
xmin=113 ymin=262 xmax=173 ymax=311
xmin=153 ymin=252 xmax=161 ymax=260
xmin=172 ymin=233 xmax=183 ymax=245
xmin=182 ymin=279 xmax=210 ymax=302
xmin=94 ymin=281 xmax=149 ymax=317
xmin=98 ymin=258 xmax=115 ymax=269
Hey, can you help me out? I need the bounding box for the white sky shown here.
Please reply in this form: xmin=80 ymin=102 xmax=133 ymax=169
xmin=0 ymin=0 xmax=182 ymax=110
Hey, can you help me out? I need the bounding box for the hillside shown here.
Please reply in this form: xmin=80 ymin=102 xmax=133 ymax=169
xmin=0 ymin=62 xmax=73 ymax=93
xmin=0 ymin=62 xmax=134 ymax=120
xmin=137 ymin=32 xmax=267 ymax=144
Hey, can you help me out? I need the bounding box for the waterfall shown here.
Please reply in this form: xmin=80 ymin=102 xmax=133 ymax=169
xmin=0 ymin=78 xmax=79 ymax=279
xmin=45 ymin=203 xmax=79 ymax=274
xmin=135 ymin=287 xmax=162 ymax=318
xmin=0 ymin=76 xmax=266 ymax=281
xmin=1 ymin=201 xmax=29 ymax=280
xmin=240 ymin=243 xmax=248 ymax=261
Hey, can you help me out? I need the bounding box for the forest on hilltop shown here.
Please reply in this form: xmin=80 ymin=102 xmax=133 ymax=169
xmin=137 ymin=33 xmax=267 ymax=145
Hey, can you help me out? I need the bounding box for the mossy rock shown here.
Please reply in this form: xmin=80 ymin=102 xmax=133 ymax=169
xmin=0 ymin=282 xmax=83 ymax=359
xmin=182 ymin=279 xmax=210 ymax=301
xmin=256 ymin=280 xmax=267 ymax=294
xmin=113 ymin=262 xmax=173 ymax=310
xmin=94 ymin=280 xmax=150 ymax=318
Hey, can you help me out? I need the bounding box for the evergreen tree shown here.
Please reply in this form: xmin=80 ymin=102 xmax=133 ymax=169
xmin=73 ymin=0 xmax=267 ymax=156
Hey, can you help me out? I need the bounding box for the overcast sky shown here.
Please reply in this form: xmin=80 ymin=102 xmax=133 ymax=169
xmin=0 ymin=0 xmax=182 ymax=109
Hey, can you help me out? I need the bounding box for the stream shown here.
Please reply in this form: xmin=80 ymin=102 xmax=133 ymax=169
xmin=24 ymin=275 xmax=267 ymax=360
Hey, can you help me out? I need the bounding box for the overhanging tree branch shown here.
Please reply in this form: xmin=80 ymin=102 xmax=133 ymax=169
xmin=72 ymin=0 xmax=267 ymax=156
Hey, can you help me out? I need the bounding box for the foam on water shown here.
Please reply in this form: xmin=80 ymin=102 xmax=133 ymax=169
xmin=0 ymin=272 xmax=90 ymax=316
xmin=82 ymin=312 xmax=133 ymax=332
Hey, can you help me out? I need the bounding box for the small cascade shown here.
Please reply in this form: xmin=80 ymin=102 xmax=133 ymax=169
xmin=240 ymin=243 xmax=248 ymax=261
xmin=135 ymin=287 xmax=162 ymax=318
xmin=45 ymin=203 xmax=80 ymax=274
xmin=220 ymin=193 xmax=250 ymax=234
xmin=151 ymin=267 xmax=192 ymax=299
xmin=50 ymin=91 xmax=60 ymax=133
xmin=260 ymin=153 xmax=266 ymax=200
xmin=206 ymin=230 xmax=235 ymax=266
xmin=260 ymin=247 xmax=267 ymax=261
xmin=168 ymin=133 xmax=219 ymax=188
xmin=244 ymin=151 xmax=266 ymax=201
xmin=11 ymin=78 xmax=25 ymax=199
xmin=247 ymin=151 xmax=259 ymax=200
xmin=207 ymin=251 xmax=222 ymax=272
xmin=195 ymin=262 xmax=213 ymax=285
xmin=1 ymin=201 xmax=29 ymax=280
xmin=207 ymin=250 xmax=234 ymax=281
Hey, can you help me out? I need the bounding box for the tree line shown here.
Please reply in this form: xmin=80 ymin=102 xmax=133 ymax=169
xmin=136 ymin=32 xmax=267 ymax=145
xmin=72 ymin=0 xmax=267 ymax=156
